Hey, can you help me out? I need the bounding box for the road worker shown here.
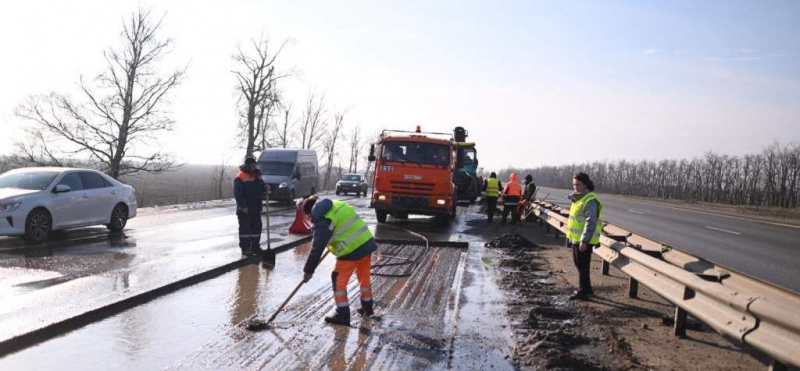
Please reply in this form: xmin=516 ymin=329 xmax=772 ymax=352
xmin=302 ymin=196 xmax=378 ymax=326
xmin=234 ymin=155 xmax=266 ymax=256
xmin=566 ymin=172 xmax=603 ymax=300
xmin=482 ymin=173 xmax=502 ymax=223
xmin=518 ymin=174 xmax=537 ymax=219
xmin=501 ymin=173 xmax=522 ymax=225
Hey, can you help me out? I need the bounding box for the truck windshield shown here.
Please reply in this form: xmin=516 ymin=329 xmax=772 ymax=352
xmin=257 ymin=162 xmax=295 ymax=176
xmin=382 ymin=142 xmax=450 ymax=166
xmin=0 ymin=171 xmax=59 ymax=190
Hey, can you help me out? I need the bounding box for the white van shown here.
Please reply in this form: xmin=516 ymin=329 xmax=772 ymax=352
xmin=257 ymin=149 xmax=318 ymax=205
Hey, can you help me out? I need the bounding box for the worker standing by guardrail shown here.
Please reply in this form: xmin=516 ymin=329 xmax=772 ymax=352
xmin=234 ymin=155 xmax=267 ymax=256
xmin=519 ymin=174 xmax=537 ymax=217
xmin=482 ymin=173 xmax=502 ymax=223
xmin=501 ymin=173 xmax=522 ymax=225
xmin=301 ymin=196 xmax=378 ymax=326
xmin=566 ymin=172 xmax=603 ymax=300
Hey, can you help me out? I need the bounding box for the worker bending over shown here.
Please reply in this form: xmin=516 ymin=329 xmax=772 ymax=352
xmin=302 ymin=196 xmax=378 ymax=326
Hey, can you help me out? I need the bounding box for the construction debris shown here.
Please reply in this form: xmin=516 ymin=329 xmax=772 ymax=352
xmin=485 ymin=233 xmax=538 ymax=249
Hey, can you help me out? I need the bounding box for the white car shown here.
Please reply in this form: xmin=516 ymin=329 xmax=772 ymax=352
xmin=0 ymin=167 xmax=137 ymax=242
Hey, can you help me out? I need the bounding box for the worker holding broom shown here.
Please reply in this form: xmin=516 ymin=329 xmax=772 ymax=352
xmin=302 ymin=196 xmax=378 ymax=326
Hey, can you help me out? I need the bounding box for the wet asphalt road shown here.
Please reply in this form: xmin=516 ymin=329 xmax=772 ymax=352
xmin=539 ymin=187 xmax=800 ymax=293
xmin=0 ymin=193 xmax=360 ymax=349
xmin=1 ymin=201 xmax=515 ymax=370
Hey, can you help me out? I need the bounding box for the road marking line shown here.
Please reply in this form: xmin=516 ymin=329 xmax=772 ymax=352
xmin=705 ymin=226 xmax=742 ymax=235
xmin=627 ymin=209 xmax=645 ymax=215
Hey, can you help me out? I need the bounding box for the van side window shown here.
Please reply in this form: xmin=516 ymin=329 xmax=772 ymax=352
xmin=301 ymin=163 xmax=314 ymax=178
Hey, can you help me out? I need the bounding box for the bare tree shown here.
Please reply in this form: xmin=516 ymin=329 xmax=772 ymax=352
xmin=211 ymin=157 xmax=229 ymax=199
xmin=347 ymin=123 xmax=363 ymax=173
xmin=321 ymin=110 xmax=346 ymax=190
xmin=232 ymin=35 xmax=288 ymax=157
xmin=299 ymin=91 xmax=327 ymax=150
xmin=15 ymin=8 xmax=186 ymax=178
xmin=273 ymin=103 xmax=293 ymax=148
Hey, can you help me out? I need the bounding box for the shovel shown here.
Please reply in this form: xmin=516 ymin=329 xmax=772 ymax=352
xmin=262 ymin=187 xmax=276 ymax=268
xmin=248 ymin=250 xmax=330 ymax=331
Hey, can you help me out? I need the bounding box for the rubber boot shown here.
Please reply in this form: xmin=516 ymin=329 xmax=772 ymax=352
xmin=324 ymin=307 xmax=351 ymax=326
xmin=357 ymin=300 xmax=374 ymax=317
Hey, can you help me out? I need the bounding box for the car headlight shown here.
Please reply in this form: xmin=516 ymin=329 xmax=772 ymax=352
xmin=0 ymin=202 xmax=22 ymax=213
xmin=279 ymin=182 xmax=289 ymax=188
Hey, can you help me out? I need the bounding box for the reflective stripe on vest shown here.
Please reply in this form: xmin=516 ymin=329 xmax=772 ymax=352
xmin=485 ymin=178 xmax=500 ymax=197
xmin=566 ymin=192 xmax=603 ymax=245
xmin=324 ymin=200 xmax=374 ymax=257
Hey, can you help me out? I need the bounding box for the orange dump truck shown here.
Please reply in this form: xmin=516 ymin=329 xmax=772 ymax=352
xmin=367 ymin=127 xmax=457 ymax=224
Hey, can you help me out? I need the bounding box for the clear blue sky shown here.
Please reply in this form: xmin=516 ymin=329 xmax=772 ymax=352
xmin=1 ymin=0 xmax=798 ymax=170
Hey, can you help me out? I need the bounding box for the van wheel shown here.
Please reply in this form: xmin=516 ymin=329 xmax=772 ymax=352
xmin=336 ymin=190 xmax=340 ymax=196
xmin=311 ymin=188 xmax=316 ymax=196
xmin=23 ymin=208 xmax=52 ymax=243
xmin=376 ymin=210 xmax=388 ymax=223
xmin=107 ymin=204 xmax=128 ymax=232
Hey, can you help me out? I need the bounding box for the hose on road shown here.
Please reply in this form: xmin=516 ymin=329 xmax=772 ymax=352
xmin=371 ymin=225 xmax=430 ymax=278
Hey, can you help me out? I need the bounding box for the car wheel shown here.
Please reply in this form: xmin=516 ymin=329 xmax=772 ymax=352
xmin=376 ymin=210 xmax=388 ymax=223
xmin=23 ymin=208 xmax=52 ymax=243
xmin=108 ymin=204 xmax=128 ymax=232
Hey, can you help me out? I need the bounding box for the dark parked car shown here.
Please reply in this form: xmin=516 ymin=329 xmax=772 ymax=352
xmin=335 ymin=174 xmax=368 ymax=197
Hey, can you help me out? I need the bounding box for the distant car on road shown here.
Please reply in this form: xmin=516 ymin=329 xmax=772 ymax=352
xmin=336 ymin=174 xmax=369 ymax=197
xmin=0 ymin=167 xmax=137 ymax=242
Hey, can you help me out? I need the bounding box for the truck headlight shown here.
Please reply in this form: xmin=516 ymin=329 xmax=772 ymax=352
xmin=377 ymin=195 xmax=387 ymax=201
xmin=279 ymin=182 xmax=289 ymax=188
xmin=0 ymin=202 xmax=22 ymax=213
xmin=436 ymin=199 xmax=446 ymax=205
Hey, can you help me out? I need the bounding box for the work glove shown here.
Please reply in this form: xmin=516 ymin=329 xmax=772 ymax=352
xmin=303 ymin=272 xmax=313 ymax=283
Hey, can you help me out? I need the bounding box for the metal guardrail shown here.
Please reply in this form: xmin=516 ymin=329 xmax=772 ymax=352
xmin=529 ymin=200 xmax=800 ymax=371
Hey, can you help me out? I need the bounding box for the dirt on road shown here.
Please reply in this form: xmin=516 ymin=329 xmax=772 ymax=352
xmin=465 ymin=213 xmax=773 ymax=371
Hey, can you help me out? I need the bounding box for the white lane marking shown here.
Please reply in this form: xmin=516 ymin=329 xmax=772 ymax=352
xmin=705 ymin=226 xmax=742 ymax=235
xmin=627 ymin=209 xmax=645 ymax=215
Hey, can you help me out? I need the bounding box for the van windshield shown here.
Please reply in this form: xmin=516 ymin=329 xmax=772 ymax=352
xmin=0 ymin=171 xmax=59 ymax=190
xmin=257 ymin=162 xmax=295 ymax=176
xmin=381 ymin=142 xmax=450 ymax=166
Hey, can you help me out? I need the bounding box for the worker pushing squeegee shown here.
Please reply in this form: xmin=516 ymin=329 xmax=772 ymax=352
xmin=300 ymin=195 xmax=378 ymax=327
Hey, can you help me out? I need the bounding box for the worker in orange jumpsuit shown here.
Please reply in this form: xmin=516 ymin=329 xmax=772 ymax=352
xmin=501 ymin=173 xmax=523 ymax=225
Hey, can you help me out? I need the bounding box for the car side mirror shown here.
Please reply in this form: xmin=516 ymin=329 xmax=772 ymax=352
xmin=368 ymin=144 xmax=376 ymax=162
xmin=53 ymin=184 xmax=72 ymax=193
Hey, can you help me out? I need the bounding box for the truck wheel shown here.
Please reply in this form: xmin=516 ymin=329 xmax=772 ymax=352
xmin=435 ymin=213 xmax=449 ymax=225
xmin=376 ymin=210 xmax=388 ymax=223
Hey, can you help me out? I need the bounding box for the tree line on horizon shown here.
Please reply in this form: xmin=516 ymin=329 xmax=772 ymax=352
xmin=498 ymin=142 xmax=800 ymax=210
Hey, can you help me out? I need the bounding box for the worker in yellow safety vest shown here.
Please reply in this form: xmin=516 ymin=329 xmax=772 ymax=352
xmin=302 ymin=196 xmax=378 ymax=326
xmin=482 ymin=173 xmax=502 ymax=223
xmin=566 ymin=172 xmax=603 ymax=300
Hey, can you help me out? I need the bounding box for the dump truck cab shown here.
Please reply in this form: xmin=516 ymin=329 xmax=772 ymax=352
xmin=368 ymin=127 xmax=457 ymax=224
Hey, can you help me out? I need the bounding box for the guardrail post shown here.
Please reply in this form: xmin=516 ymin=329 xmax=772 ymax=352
xmin=674 ymin=287 xmax=695 ymax=337
xmin=601 ymin=259 xmax=610 ymax=276
xmin=768 ymin=359 xmax=787 ymax=371
xmin=628 ymin=277 xmax=639 ymax=299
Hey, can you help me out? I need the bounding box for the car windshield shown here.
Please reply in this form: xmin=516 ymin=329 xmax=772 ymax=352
xmin=257 ymin=162 xmax=295 ymax=176
xmin=0 ymin=171 xmax=59 ymax=191
xmin=381 ymin=141 xmax=450 ymax=166
xmin=343 ymin=175 xmax=361 ymax=181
